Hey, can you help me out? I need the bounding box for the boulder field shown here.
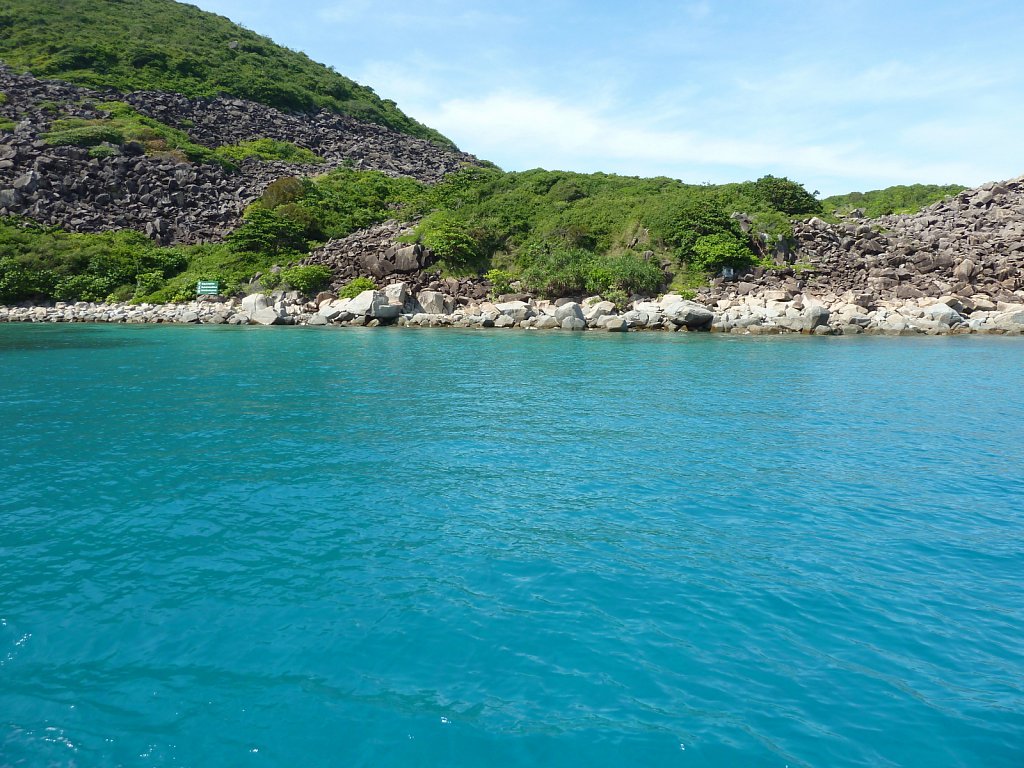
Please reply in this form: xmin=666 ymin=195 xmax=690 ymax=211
xmin=0 ymin=66 xmax=477 ymax=244
xmin=4 ymin=284 xmax=1024 ymax=335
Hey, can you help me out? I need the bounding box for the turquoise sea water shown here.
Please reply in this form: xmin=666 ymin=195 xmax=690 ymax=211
xmin=1 ymin=324 xmax=1022 ymax=767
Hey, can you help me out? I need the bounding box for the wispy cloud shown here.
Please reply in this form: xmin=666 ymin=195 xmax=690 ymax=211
xmin=415 ymin=89 xmax=994 ymax=194
xmin=317 ymin=1 xmax=520 ymax=28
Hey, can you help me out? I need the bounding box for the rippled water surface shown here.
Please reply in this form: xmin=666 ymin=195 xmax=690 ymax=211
xmin=1 ymin=324 xmax=1023 ymax=767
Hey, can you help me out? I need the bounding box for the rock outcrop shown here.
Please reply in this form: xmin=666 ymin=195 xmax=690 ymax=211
xmin=0 ymin=65 xmax=477 ymax=244
xmin=704 ymin=176 xmax=1024 ymax=309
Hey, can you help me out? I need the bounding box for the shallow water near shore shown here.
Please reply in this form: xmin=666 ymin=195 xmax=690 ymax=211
xmin=1 ymin=324 xmax=1022 ymax=767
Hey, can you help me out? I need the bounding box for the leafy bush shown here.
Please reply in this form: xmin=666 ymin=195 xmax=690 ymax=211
xmin=411 ymin=212 xmax=482 ymax=273
xmin=690 ymin=233 xmax=754 ymax=273
xmin=43 ymin=103 xmax=225 ymax=165
xmin=277 ymin=264 xmax=333 ymax=295
xmin=748 ymin=175 xmax=821 ymax=215
xmin=44 ymin=124 xmax=124 ymax=147
xmin=484 ymin=268 xmax=513 ymax=296
xmin=214 ymin=138 xmax=322 ymax=165
xmin=339 ymin=276 xmax=376 ymax=298
xmin=226 ymin=207 xmax=309 ymax=257
xmin=88 ymin=143 xmax=119 ymax=159
xmin=53 ymin=273 xmax=112 ymax=302
xmin=133 ymin=270 xmax=166 ymax=299
xmin=258 ymin=177 xmax=307 ymax=209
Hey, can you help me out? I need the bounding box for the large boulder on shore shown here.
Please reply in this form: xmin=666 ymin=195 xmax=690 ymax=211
xmin=241 ymin=293 xmax=270 ymax=316
xmin=554 ymin=302 xmax=585 ymax=324
xmin=660 ymin=296 xmax=714 ymax=330
xmin=923 ymin=302 xmax=963 ymax=326
xmin=416 ymin=290 xmax=452 ymax=315
xmin=495 ymin=300 xmax=534 ymax=323
xmin=253 ymin=307 xmax=284 ymax=325
xmin=347 ymin=290 xmax=399 ymax=319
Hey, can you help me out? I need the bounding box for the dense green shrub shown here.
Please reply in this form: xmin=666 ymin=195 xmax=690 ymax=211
xmin=88 ymin=143 xmax=119 ymax=159
xmin=226 ymin=207 xmax=309 ymax=258
xmin=410 ymin=212 xmax=483 ymax=273
xmin=214 ymin=138 xmax=322 ymax=165
xmin=258 ymin=177 xmax=307 ymax=209
xmin=690 ymin=233 xmax=754 ymax=272
xmin=277 ymin=264 xmax=333 ymax=295
xmin=133 ymin=270 xmax=166 ymax=299
xmin=43 ymin=103 xmax=224 ymax=165
xmin=748 ymin=175 xmax=821 ymax=215
xmin=339 ymin=276 xmax=376 ymax=298
xmin=484 ymin=268 xmax=513 ymax=296
xmin=44 ymin=124 xmax=124 ymax=147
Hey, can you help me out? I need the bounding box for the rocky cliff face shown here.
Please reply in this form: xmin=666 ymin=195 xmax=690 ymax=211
xmin=706 ymin=176 xmax=1024 ymax=309
xmin=0 ymin=66 xmax=477 ymax=245
xmin=302 ymin=220 xmax=491 ymax=300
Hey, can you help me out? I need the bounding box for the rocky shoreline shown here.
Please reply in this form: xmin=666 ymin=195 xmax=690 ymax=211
xmin=4 ymin=283 xmax=1023 ymax=335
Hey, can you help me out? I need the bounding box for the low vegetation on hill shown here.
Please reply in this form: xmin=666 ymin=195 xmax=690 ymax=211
xmin=0 ymin=166 xmax=827 ymax=304
xmin=0 ymin=0 xmax=451 ymax=146
xmin=42 ymin=100 xmax=322 ymax=166
xmin=821 ymin=184 xmax=966 ymax=218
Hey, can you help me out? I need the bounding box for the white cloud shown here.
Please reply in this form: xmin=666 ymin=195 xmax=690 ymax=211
xmin=414 ymin=90 xmax=1001 ymax=194
xmin=316 ymin=1 xmax=519 ymax=28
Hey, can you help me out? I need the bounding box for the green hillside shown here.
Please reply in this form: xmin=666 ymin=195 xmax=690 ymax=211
xmin=0 ymin=0 xmax=452 ymax=146
xmin=0 ymin=168 xmax=823 ymax=305
xmin=822 ymin=184 xmax=966 ymax=218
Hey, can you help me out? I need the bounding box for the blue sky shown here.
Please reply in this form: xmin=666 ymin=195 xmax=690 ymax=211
xmin=189 ymin=0 xmax=1023 ymax=196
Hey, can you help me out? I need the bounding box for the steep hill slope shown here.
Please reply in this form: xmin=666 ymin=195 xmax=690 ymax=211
xmin=0 ymin=0 xmax=451 ymax=145
xmin=0 ymin=66 xmax=477 ymax=244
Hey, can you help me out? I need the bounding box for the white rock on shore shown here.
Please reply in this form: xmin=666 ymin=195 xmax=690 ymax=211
xmin=4 ymin=283 xmax=1024 ymax=336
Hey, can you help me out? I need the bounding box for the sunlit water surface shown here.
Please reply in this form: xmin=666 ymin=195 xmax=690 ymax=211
xmin=1 ymin=324 xmax=1022 ymax=767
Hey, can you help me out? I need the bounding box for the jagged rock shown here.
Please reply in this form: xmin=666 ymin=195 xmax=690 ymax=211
xmin=384 ymin=282 xmax=408 ymax=305
xmin=416 ymin=290 xmax=450 ymax=315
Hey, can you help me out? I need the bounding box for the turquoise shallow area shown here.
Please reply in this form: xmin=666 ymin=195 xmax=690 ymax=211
xmin=1 ymin=324 xmax=1023 ymax=767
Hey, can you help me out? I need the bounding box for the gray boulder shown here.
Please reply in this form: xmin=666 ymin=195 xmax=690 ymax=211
xmin=923 ymin=302 xmax=963 ymax=326
xmin=495 ymin=300 xmax=534 ymax=323
xmin=384 ymin=282 xmax=408 ymax=305
xmin=253 ymin=307 xmax=283 ymax=326
xmin=804 ymin=304 xmax=831 ymax=329
xmin=554 ymin=302 xmax=585 ymax=323
xmin=533 ymin=315 xmax=560 ymax=330
xmin=416 ymin=290 xmax=451 ymax=315
xmin=662 ymin=299 xmax=714 ymax=330
xmin=241 ymin=293 xmax=270 ymax=316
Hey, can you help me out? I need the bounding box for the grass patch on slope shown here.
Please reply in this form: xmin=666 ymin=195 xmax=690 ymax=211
xmin=0 ymin=0 xmax=452 ymax=146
